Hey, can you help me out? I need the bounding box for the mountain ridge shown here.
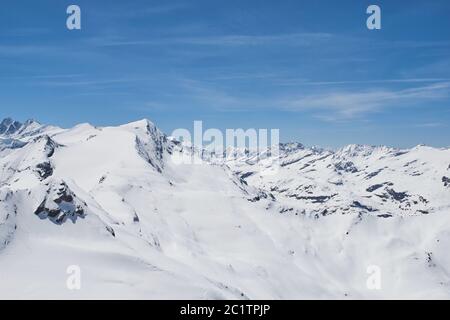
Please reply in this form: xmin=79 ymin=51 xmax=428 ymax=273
xmin=2 ymin=117 xmax=446 ymax=151
xmin=0 ymin=116 xmax=449 ymax=299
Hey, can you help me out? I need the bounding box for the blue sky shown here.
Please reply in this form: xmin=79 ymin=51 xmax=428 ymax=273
xmin=0 ymin=0 xmax=449 ymax=148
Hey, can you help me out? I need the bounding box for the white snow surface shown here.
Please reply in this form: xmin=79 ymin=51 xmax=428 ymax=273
xmin=0 ymin=118 xmax=449 ymax=300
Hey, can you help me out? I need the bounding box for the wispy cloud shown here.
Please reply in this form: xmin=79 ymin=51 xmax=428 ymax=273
xmin=0 ymin=44 xmax=58 ymax=56
xmin=414 ymin=122 xmax=444 ymax=128
xmin=178 ymin=79 xmax=247 ymax=110
xmin=91 ymin=31 xmax=450 ymax=50
xmin=283 ymin=82 xmax=450 ymax=120
xmin=276 ymin=78 xmax=450 ymax=87
xmin=0 ymin=27 xmax=50 ymax=37
xmin=7 ymin=74 xmax=85 ymax=80
xmin=92 ymin=2 xmax=188 ymax=20
xmin=92 ymin=32 xmax=332 ymax=47
xmin=36 ymin=77 xmax=143 ymax=88
xmin=0 ymin=43 xmax=107 ymax=61
xmin=138 ymin=77 xmax=450 ymax=119
xmin=139 ymin=3 xmax=188 ymax=14
xmin=175 ymin=33 xmax=332 ymax=46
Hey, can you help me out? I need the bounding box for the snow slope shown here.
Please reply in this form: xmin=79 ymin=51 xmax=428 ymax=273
xmin=0 ymin=118 xmax=449 ymax=299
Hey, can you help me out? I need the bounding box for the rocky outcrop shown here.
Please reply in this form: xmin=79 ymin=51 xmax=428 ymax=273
xmin=34 ymin=181 xmax=86 ymax=224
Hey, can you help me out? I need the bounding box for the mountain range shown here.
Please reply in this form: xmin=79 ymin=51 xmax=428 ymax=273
xmin=0 ymin=117 xmax=449 ymax=299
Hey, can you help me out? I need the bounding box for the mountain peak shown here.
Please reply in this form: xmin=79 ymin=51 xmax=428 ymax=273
xmin=0 ymin=117 xmax=22 ymax=135
xmin=122 ymin=118 xmax=156 ymax=129
xmin=337 ymin=144 xmax=377 ymax=157
xmin=279 ymin=142 xmax=305 ymax=152
xmin=23 ymin=118 xmax=41 ymax=126
xmin=1 ymin=117 xmax=14 ymax=124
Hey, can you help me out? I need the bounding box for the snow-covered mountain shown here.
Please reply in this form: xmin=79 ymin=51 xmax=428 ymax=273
xmin=0 ymin=117 xmax=449 ymax=299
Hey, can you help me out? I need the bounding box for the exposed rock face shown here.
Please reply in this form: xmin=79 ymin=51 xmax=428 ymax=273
xmin=135 ymin=136 xmax=163 ymax=173
xmin=34 ymin=181 xmax=86 ymax=224
xmin=366 ymin=184 xmax=384 ymax=192
xmin=35 ymin=162 xmax=53 ymax=180
xmin=127 ymin=119 xmax=169 ymax=173
xmin=443 ymin=176 xmax=450 ymax=187
xmin=0 ymin=118 xmax=22 ymax=135
xmin=0 ymin=190 xmax=17 ymax=250
xmin=334 ymin=161 xmax=358 ymax=173
xmin=32 ymin=135 xmax=61 ymax=158
xmin=0 ymin=138 xmax=26 ymax=152
xmin=279 ymin=142 xmax=305 ymax=153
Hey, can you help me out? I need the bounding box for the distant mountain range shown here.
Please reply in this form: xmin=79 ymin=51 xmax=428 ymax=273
xmin=0 ymin=117 xmax=449 ymax=299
